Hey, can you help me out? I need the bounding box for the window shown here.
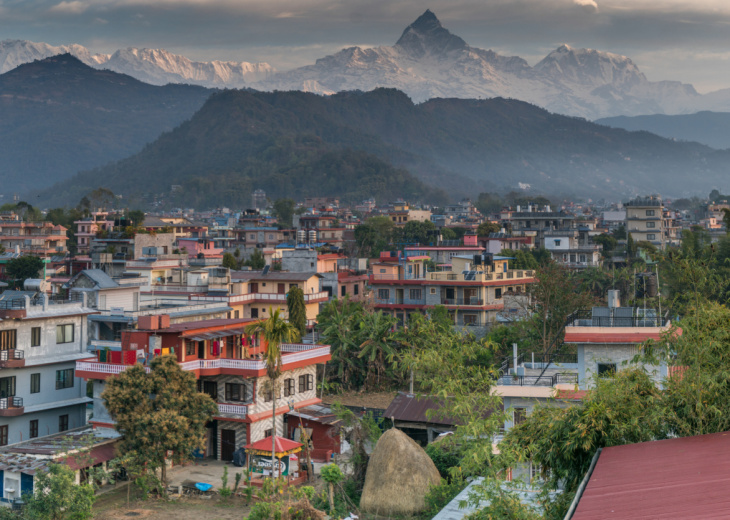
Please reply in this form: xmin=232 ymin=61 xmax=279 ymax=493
xmin=29 ymin=420 xmax=38 ymax=438
xmin=495 ymin=288 xmax=502 ymax=299
xmin=59 ymin=414 xmax=69 ymax=432
xmin=283 ymin=378 xmax=295 ymax=397
xmin=202 ymin=380 xmax=217 ymax=400
xmin=56 ymin=369 xmax=74 ymax=390
xmin=646 ymin=221 xmax=656 ymax=228
xmin=186 ymin=340 xmax=196 ymax=356
xmin=647 ymin=234 xmax=656 ymax=240
xmin=513 ymin=407 xmax=527 ymax=426
xmin=377 ymin=289 xmax=389 ymax=300
xmin=56 ymin=324 xmax=74 ymax=344
xmin=298 ymin=374 xmax=314 ymax=392
xmin=0 ymin=425 xmax=7 ymax=446
xmin=409 ymin=289 xmax=422 ymax=300
xmin=597 ymin=363 xmax=617 ymax=377
xmin=31 ymin=327 xmax=41 ymax=347
xmin=30 ymin=373 xmax=40 ymax=394
xmin=430 ymin=288 xmax=437 ymax=294
xmin=225 ymin=383 xmax=249 ymax=402
xmin=264 ymin=428 xmax=273 ymax=438
xmin=554 ymin=239 xmax=561 ymax=246
xmin=341 ymin=286 xmax=347 ymax=297
xmin=353 ymin=284 xmax=359 ymax=296
xmin=379 ymin=269 xmax=386 ymax=273
xmin=646 ymin=210 xmax=655 ymax=216
xmin=0 ymin=376 xmax=16 ymax=398
xmin=0 ymin=329 xmax=17 ymax=350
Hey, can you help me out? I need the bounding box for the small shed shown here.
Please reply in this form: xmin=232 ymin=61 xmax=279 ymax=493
xmin=245 ymin=436 xmax=303 ymax=482
xmin=286 ymin=404 xmax=342 ymax=462
xmin=384 ymin=392 xmax=461 ymax=445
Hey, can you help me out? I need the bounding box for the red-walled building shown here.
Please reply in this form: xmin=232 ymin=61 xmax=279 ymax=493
xmin=76 ymin=315 xmax=331 ymax=461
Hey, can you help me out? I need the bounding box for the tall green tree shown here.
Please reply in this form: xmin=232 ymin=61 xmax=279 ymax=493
xmin=502 ymin=368 xmax=667 ymax=518
xmin=5 ymin=256 xmax=44 ymax=287
xmin=222 ymin=252 xmax=238 ymax=270
xmin=287 ymin=286 xmax=307 ymax=338
xmin=273 ymin=198 xmax=296 ymax=228
xmin=102 ymin=355 xmax=217 ymax=485
xmin=476 ymin=222 xmax=501 ymax=236
xmin=245 ymin=309 xmax=300 ymax=474
xmin=244 ymin=248 xmax=266 ymax=269
xmin=127 ymin=209 xmax=145 ymax=227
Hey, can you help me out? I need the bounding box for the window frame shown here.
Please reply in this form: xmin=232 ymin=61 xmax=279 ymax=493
xmin=56 ymin=324 xmax=74 ymax=344
xmin=298 ymin=374 xmax=314 ymax=392
xmin=30 ymin=373 xmax=41 ymax=394
xmin=0 ymin=425 xmax=7 ymax=446
xmin=0 ymin=376 xmax=16 ymax=398
xmin=283 ymin=378 xmax=296 ymax=397
xmin=31 ymin=327 xmax=41 ymax=347
xmin=377 ymin=289 xmax=389 ymax=300
xmin=29 ymin=420 xmax=38 ymax=439
xmin=59 ymin=414 xmax=69 ymax=432
xmin=55 ymin=368 xmax=74 ymax=390
xmin=0 ymin=329 xmax=17 ymax=350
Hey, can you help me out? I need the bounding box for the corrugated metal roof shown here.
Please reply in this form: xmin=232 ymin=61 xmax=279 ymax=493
xmin=571 ymin=431 xmax=730 ymax=519
xmin=383 ymin=392 xmax=461 ymax=426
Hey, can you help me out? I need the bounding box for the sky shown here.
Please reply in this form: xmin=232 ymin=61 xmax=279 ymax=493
xmin=3 ymin=0 xmax=730 ymax=92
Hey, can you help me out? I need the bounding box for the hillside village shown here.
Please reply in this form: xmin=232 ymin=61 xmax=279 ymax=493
xmin=0 ymin=188 xmax=728 ymax=519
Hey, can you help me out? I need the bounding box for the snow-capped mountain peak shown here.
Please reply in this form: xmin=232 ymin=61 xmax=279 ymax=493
xmin=394 ymin=9 xmax=468 ymax=58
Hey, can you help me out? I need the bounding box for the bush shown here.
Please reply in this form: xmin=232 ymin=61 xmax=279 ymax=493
xmin=422 ymin=477 xmax=468 ymax=518
xmin=425 ymin=442 xmax=463 ymax=478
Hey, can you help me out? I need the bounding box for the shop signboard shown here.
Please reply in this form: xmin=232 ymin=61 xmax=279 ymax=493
xmin=251 ymin=455 xmax=289 ymax=476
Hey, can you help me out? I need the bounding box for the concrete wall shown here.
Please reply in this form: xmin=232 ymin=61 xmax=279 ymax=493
xmin=5 ymin=402 xmax=87 ymax=446
xmin=578 ymin=343 xmax=665 ymax=389
xmin=281 ymin=250 xmax=317 ymax=273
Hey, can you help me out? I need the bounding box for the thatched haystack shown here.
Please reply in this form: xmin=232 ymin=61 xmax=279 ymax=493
xmin=360 ymin=428 xmax=441 ymax=516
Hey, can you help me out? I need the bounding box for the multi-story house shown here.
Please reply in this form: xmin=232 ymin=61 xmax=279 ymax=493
xmin=507 ymin=205 xmax=575 ymax=248
xmin=543 ymin=228 xmax=603 ymax=269
xmin=74 ymin=211 xmax=115 ymax=254
xmin=0 ymin=291 xmax=96 ymax=447
xmin=625 ymin=196 xmax=666 ymax=249
xmin=370 ymin=251 xmax=535 ymax=333
xmin=76 ymin=317 xmax=331 ymax=461
xmin=280 ymin=249 xmax=368 ymax=302
xmin=0 ymin=218 xmax=68 ymax=258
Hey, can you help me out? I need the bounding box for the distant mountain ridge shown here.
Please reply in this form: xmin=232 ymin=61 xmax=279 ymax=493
xmin=33 ymin=87 xmax=730 ymax=209
xmin=0 ymin=54 xmax=213 ymax=195
xmin=5 ymin=11 xmax=730 ymax=118
xmin=0 ymin=39 xmax=274 ymax=88
xmin=596 ymin=111 xmax=730 ymax=150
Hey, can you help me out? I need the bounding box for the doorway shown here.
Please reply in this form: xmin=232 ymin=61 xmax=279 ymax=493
xmin=221 ymin=429 xmax=236 ymax=461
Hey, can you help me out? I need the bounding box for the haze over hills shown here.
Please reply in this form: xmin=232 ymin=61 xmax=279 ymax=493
xmin=0 ymin=39 xmax=274 ymax=88
xmin=5 ymin=11 xmax=730 ymax=118
xmin=0 ymin=54 xmax=213 ymax=195
xmin=33 ymin=87 xmax=730 ymax=208
xmin=596 ymin=112 xmax=730 ymax=150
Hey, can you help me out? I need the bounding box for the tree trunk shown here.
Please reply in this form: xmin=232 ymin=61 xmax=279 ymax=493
xmin=272 ymin=381 xmax=277 ymax=478
xmin=328 ymin=482 xmax=335 ymax=514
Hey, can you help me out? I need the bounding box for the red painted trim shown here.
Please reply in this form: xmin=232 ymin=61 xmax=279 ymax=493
xmin=90 ymin=420 xmax=116 ymax=428
xmin=564 ymin=333 xmax=664 ymax=343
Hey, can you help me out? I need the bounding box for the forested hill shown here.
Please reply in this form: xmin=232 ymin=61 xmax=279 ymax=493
xmin=36 ymin=88 xmax=730 ymax=207
xmin=0 ymin=54 xmax=213 ymax=195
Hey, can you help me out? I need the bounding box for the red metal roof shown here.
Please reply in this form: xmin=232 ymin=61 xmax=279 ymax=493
xmin=63 ymin=443 xmax=117 ymax=471
xmin=571 ymin=431 xmax=730 ymax=519
xmin=564 ymin=332 xmax=665 ymax=344
xmin=245 ymin=436 xmax=303 ymax=455
xmin=555 ymin=389 xmax=588 ymax=400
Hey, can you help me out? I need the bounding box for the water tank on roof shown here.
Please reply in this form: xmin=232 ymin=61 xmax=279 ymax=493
xmin=297 ymin=230 xmax=306 ymax=244
xmin=308 ymin=230 xmax=317 ymax=243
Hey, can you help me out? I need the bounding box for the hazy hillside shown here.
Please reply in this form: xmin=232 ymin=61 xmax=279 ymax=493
xmin=0 ymin=54 xmax=213 ymax=195
xmin=34 ymin=88 xmax=730 ymax=208
xmin=596 ymin=111 xmax=730 ymax=150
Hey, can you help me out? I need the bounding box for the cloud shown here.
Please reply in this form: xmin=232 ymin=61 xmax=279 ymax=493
xmin=48 ymin=1 xmax=87 ymax=14
xmin=574 ymin=0 xmax=598 ymax=10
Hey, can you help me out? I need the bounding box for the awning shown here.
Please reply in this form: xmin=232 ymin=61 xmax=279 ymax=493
xmin=184 ymin=327 xmax=248 ymax=342
xmin=63 ymin=443 xmax=117 ymax=471
xmin=245 ymin=436 xmax=302 ymax=457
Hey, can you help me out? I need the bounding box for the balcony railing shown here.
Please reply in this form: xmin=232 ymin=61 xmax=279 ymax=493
xmin=77 ymin=345 xmax=331 ymax=375
xmin=0 ymin=396 xmax=23 ymax=409
xmin=497 ymin=372 xmax=578 ymax=387
xmin=216 ymin=403 xmax=249 ymax=416
xmin=0 ymin=349 xmax=24 ymax=361
xmin=566 ymin=309 xmax=669 ymax=328
xmin=441 ymin=298 xmax=485 ymax=306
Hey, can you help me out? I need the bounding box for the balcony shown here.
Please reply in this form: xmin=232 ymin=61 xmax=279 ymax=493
xmin=0 ymin=349 xmax=25 ymax=368
xmin=427 ymin=270 xmax=535 ymax=283
xmin=441 ymin=298 xmax=485 ymax=306
xmin=496 ymin=373 xmax=578 ymax=387
xmin=76 ymin=344 xmax=331 ymax=379
xmin=0 ymin=396 xmax=24 ymax=416
xmin=216 ymin=403 xmax=249 ymax=416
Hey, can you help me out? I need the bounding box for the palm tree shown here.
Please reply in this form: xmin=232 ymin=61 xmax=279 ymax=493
xmin=245 ymin=308 xmax=300 ymax=477
xmin=358 ymin=311 xmax=397 ymax=389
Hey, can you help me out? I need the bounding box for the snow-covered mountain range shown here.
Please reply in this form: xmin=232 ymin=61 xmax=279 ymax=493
xmin=4 ymin=10 xmax=730 ymax=118
xmin=255 ymin=10 xmax=710 ymax=119
xmin=0 ymin=39 xmax=274 ymax=88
